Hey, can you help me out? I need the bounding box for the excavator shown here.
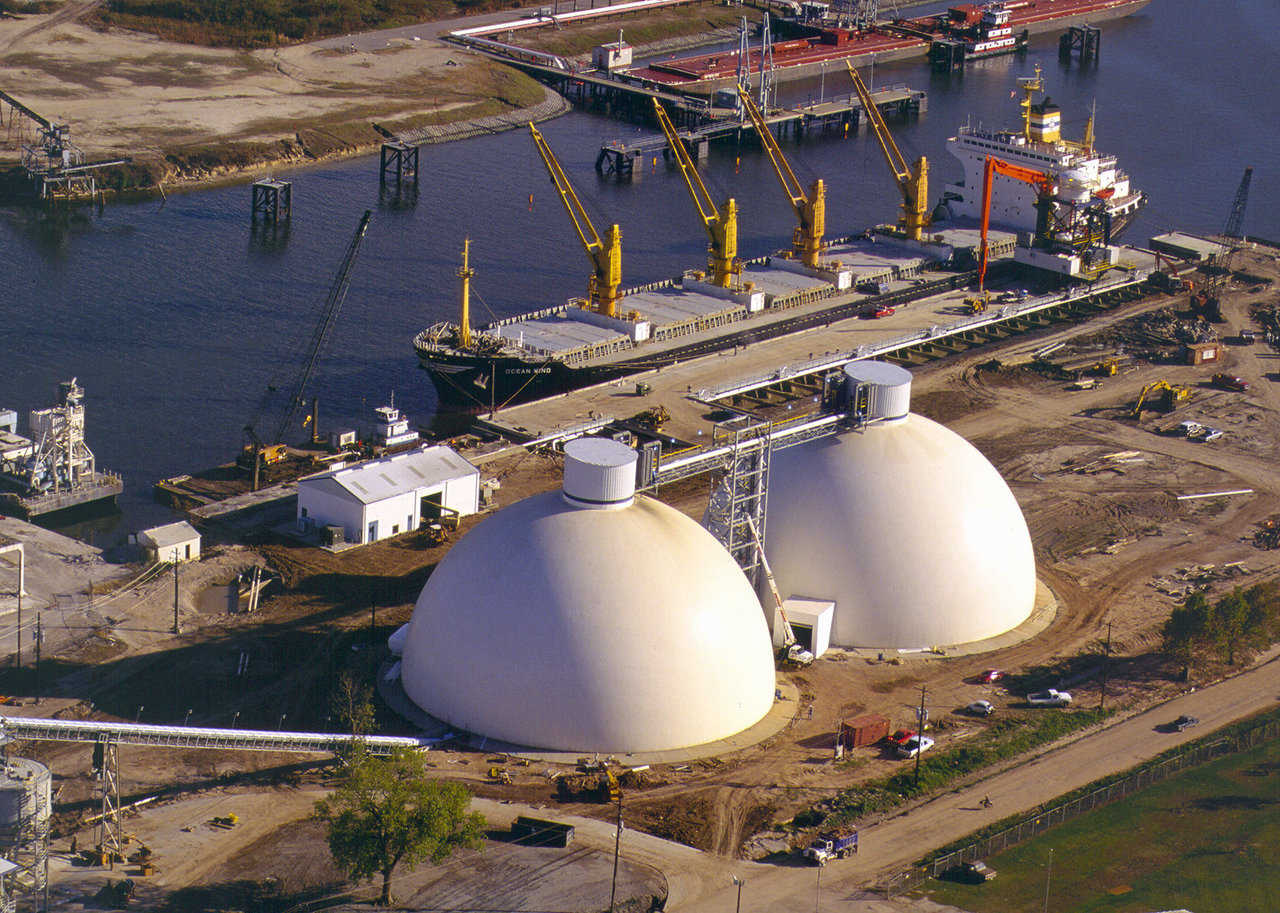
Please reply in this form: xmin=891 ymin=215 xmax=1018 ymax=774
xmin=745 ymin=516 xmax=813 ymax=665
xmin=652 ymin=99 xmax=740 ymax=288
xmin=736 ymin=86 xmax=826 ymax=269
xmin=845 ymin=63 xmax=929 ymax=242
xmin=967 ymin=156 xmax=1055 ymax=314
xmin=1132 ymin=380 xmax=1192 ymax=416
xmin=529 ymin=122 xmax=623 ymax=317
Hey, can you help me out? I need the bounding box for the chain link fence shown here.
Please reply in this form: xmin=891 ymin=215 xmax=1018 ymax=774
xmin=880 ymin=715 xmax=1280 ymax=898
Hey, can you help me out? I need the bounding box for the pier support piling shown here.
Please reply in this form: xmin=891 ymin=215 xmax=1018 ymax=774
xmin=251 ymin=178 xmax=292 ymax=223
xmin=379 ymin=141 xmax=420 ymax=189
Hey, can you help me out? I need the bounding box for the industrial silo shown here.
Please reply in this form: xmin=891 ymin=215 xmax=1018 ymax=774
xmin=764 ymin=361 xmax=1036 ymax=649
xmin=400 ymin=437 xmax=776 ymax=753
xmin=0 ymin=757 xmax=52 ymax=892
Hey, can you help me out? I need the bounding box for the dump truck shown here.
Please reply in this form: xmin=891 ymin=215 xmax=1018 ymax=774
xmin=803 ymin=828 xmax=858 ymax=865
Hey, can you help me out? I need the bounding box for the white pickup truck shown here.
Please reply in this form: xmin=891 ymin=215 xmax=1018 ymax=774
xmin=1027 ymin=689 xmax=1072 ymax=707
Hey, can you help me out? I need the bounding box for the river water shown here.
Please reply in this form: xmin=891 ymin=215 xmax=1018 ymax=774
xmin=2 ymin=0 xmax=1277 ymax=540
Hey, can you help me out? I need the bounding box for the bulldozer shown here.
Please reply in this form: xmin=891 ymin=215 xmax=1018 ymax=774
xmin=487 ymin=766 xmax=512 ymax=785
xmin=1132 ymin=381 xmax=1192 ymax=416
xmin=632 ymin=405 xmax=670 ymax=431
xmin=963 ymin=292 xmax=990 ymax=315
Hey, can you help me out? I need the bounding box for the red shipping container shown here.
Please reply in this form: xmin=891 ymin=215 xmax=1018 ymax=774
xmin=837 ymin=713 xmax=890 ymax=749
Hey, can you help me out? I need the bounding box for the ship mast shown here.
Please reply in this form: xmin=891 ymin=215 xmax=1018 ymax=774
xmin=458 ymin=238 xmax=474 ymax=350
xmin=1018 ymin=64 xmax=1044 ymax=142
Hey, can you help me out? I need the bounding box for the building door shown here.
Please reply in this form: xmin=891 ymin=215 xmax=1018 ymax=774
xmin=421 ymin=491 xmax=443 ymax=523
xmin=367 ymin=520 xmax=378 ymax=543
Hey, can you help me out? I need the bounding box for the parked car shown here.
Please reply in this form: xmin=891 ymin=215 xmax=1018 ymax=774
xmin=978 ymin=669 xmax=1005 ymax=684
xmin=1211 ymin=372 xmax=1250 ymax=392
xmin=945 ymin=860 xmax=998 ymax=883
xmin=897 ymin=735 xmax=934 ymax=759
xmin=965 ymin=700 xmax=995 ymax=717
xmin=1027 ymin=689 xmax=1072 ymax=707
xmin=863 ymin=304 xmax=896 ymax=319
xmin=1171 ymin=714 xmax=1200 ymax=732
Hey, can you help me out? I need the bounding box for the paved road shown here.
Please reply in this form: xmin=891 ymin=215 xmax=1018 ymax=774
xmin=521 ymin=651 xmax=1280 ymax=912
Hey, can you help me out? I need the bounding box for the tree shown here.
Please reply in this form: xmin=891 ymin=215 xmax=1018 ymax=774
xmin=315 ymin=752 xmax=485 ymax=905
xmin=1163 ymin=590 xmax=1210 ymax=677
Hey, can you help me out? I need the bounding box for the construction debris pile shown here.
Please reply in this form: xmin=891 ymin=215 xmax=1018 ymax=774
xmin=1253 ymin=518 xmax=1280 ymax=550
xmin=1123 ymin=308 xmax=1218 ymax=360
xmin=1149 ymin=562 xmax=1250 ymax=599
xmin=1248 ymin=301 xmax=1280 ymax=345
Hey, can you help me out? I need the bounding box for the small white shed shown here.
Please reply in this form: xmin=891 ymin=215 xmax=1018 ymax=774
xmin=138 ymin=521 xmax=201 ymax=563
xmin=776 ymin=597 xmax=835 ymax=659
xmin=297 ymin=445 xmax=480 ymax=546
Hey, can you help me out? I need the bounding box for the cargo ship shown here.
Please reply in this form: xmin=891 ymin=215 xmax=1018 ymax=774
xmin=934 ymin=66 xmax=1146 ymax=237
xmin=625 ymin=0 xmax=1153 ymax=94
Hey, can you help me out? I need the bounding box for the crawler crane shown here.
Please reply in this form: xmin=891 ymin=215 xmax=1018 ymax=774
xmin=845 ymin=63 xmax=929 ymax=242
xmin=652 ymin=99 xmax=740 ymax=288
xmin=529 ymin=122 xmax=622 ymax=317
xmin=736 ymin=87 xmax=826 ymax=269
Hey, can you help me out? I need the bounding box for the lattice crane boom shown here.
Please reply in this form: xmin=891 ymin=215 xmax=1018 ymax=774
xmin=652 ymin=99 xmax=739 ymax=288
xmin=529 ymin=122 xmax=622 ymax=316
xmin=272 ymin=210 xmax=373 ymax=446
xmin=736 ymin=86 xmax=826 ymax=268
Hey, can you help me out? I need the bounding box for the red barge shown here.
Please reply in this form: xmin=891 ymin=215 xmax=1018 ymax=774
xmin=624 ymin=0 xmax=1153 ymax=94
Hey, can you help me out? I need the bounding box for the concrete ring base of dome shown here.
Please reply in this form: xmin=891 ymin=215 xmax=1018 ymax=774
xmin=826 ymin=577 xmax=1060 ymax=661
xmin=377 ymin=665 xmax=802 ymax=765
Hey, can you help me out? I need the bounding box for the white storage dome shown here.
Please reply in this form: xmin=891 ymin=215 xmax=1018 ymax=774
xmin=764 ymin=363 xmax=1036 ymax=648
xmin=401 ymin=438 xmax=776 ymax=753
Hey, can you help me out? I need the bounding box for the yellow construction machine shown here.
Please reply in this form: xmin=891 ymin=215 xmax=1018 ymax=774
xmin=529 ymin=123 xmax=623 ymax=317
xmin=487 ymin=766 xmax=513 ymax=785
xmin=1132 ymin=381 xmax=1192 ymax=416
xmin=652 ymin=99 xmax=740 ymax=287
xmin=736 ymin=87 xmax=826 ymax=269
xmin=846 ymin=63 xmax=929 ymax=241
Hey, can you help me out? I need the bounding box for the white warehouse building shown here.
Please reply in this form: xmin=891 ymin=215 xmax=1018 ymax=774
xmin=297 ymin=446 xmax=480 ymax=546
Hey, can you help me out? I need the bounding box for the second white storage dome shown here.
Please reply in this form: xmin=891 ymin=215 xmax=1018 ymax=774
xmin=764 ymin=362 xmax=1036 ymax=649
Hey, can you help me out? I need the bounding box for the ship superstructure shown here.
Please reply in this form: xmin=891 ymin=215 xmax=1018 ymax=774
xmin=937 ymin=67 xmax=1145 ymax=237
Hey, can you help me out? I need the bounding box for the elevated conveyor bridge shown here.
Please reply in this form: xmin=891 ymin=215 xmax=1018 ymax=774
xmin=0 ymin=715 xmax=436 ymax=755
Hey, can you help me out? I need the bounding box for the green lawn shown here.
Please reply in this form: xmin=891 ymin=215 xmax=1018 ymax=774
xmin=924 ymin=738 xmax=1280 ymax=913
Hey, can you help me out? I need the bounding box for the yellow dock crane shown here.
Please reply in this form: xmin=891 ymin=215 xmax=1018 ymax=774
xmin=845 ymin=63 xmax=929 ymax=242
xmin=736 ymin=86 xmax=826 ymax=269
xmin=652 ymin=99 xmax=740 ymax=288
xmin=529 ymin=122 xmax=622 ymax=317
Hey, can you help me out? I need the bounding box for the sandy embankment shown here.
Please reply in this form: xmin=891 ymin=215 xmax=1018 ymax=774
xmin=0 ymin=7 xmax=558 ymax=191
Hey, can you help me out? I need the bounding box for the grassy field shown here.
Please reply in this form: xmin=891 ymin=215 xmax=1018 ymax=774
xmin=924 ymin=736 xmax=1280 ymax=913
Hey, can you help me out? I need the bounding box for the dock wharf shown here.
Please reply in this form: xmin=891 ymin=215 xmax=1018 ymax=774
xmin=595 ymin=84 xmax=926 ymax=176
xmin=473 ymin=250 xmax=1160 ymax=455
xmin=0 ymin=473 xmax=123 ymax=520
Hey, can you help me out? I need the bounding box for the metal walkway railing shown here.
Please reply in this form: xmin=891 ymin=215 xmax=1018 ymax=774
xmin=0 ymin=715 xmax=439 ymax=756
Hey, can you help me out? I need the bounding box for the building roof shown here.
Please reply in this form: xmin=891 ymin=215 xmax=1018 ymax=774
xmin=138 ymin=520 xmax=199 ymax=549
xmin=301 ymin=446 xmax=478 ymax=505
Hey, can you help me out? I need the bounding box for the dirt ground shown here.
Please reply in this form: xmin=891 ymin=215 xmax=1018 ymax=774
xmin=0 ymin=3 xmax=545 ymax=183
xmin=7 ymin=248 xmax=1280 ymax=909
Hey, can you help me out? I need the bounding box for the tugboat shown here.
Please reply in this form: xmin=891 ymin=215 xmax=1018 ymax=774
xmin=935 ymin=66 xmax=1146 ymax=237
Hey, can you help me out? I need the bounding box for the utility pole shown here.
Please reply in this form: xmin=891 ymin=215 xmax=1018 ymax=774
xmin=732 ymin=875 xmax=745 ymax=913
xmin=914 ymin=684 xmax=928 ymax=786
xmin=608 ymin=791 xmax=623 ymax=913
xmin=1098 ymin=621 xmax=1113 ymax=710
xmin=1042 ymin=847 xmax=1054 ymax=913
xmin=34 ymin=612 xmax=41 ymax=705
xmin=172 ymin=550 xmax=180 ymax=634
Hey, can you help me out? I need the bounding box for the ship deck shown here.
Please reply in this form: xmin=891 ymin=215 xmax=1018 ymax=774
xmin=624 ymin=0 xmax=1151 ymax=88
xmin=479 ymin=237 xmax=1153 ymax=445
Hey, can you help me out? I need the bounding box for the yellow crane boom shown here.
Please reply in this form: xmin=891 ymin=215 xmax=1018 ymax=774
xmin=528 ymin=122 xmax=622 ymax=317
xmin=845 ymin=63 xmax=929 ymax=241
xmin=736 ymin=86 xmax=826 ymax=269
xmin=652 ymin=99 xmax=739 ymax=288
